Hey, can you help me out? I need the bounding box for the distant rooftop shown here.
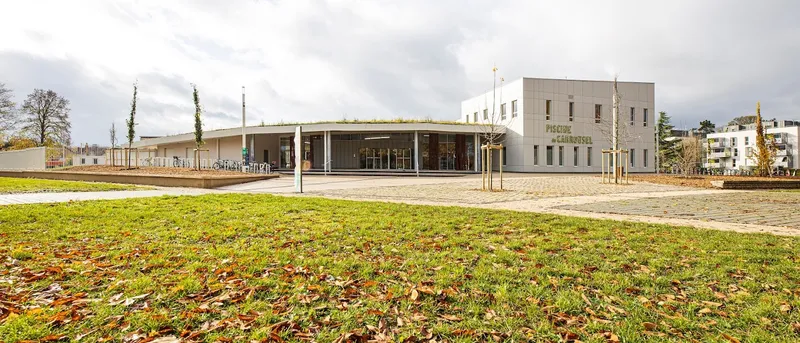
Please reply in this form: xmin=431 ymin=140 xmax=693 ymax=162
xmin=717 ymin=120 xmax=800 ymax=133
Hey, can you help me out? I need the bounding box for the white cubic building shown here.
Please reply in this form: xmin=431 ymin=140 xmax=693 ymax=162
xmin=131 ymin=77 xmax=656 ymax=174
xmin=460 ymin=77 xmax=656 ymax=173
xmin=704 ymin=120 xmax=800 ymax=171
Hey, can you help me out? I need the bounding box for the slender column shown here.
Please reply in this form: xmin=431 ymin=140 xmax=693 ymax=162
xmin=474 ymin=133 xmax=479 ymax=172
xmin=216 ymin=139 xmax=220 ymax=159
xmin=414 ymin=131 xmax=420 ymax=176
xmin=323 ymin=131 xmax=329 ymax=175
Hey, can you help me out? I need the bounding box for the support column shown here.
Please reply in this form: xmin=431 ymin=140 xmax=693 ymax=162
xmin=327 ymin=131 xmax=332 ymax=172
xmin=474 ymin=133 xmax=479 ymax=172
xmin=216 ymin=139 xmax=220 ymax=159
xmin=323 ymin=131 xmax=329 ymax=175
xmin=414 ymin=131 xmax=420 ymax=177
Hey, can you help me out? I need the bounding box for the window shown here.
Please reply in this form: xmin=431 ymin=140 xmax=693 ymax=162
xmin=643 ymin=149 xmax=648 ymax=168
xmin=473 ymin=112 xmax=477 ymax=122
xmin=545 ymin=100 xmax=552 ymax=121
xmin=573 ymin=146 xmax=579 ymax=167
xmin=732 ymin=158 xmax=737 ymax=167
xmin=595 ymin=104 xmax=602 ymax=123
xmin=81 ymin=158 xmax=85 ymax=164
xmin=734 ymin=148 xmax=739 ymax=157
xmin=558 ymin=146 xmax=564 ymax=166
xmin=745 ymin=136 xmax=750 ymax=145
xmin=569 ymin=102 xmax=574 ymax=122
xmin=587 ymin=147 xmax=593 ymax=166
xmin=731 ymin=137 xmax=737 ymax=146
xmin=643 ymin=108 xmax=648 ymax=127
xmin=630 ymin=107 xmax=635 ymax=125
xmin=93 ymin=158 xmax=98 ymax=165
xmin=546 ymin=146 xmax=553 ymax=166
xmin=501 ymin=103 xmax=507 ymax=120
xmin=630 ymin=149 xmax=636 ymax=167
xmin=534 ymin=145 xmax=539 ymax=165
xmin=511 ymin=100 xmax=518 ymax=118
xmin=465 ymin=114 xmax=469 ymax=123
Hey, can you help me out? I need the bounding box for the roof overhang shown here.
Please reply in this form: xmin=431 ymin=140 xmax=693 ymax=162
xmin=132 ymin=122 xmax=503 ymax=148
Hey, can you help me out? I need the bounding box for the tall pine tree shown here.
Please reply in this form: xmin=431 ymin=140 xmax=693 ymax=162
xmin=657 ymin=111 xmax=678 ymax=172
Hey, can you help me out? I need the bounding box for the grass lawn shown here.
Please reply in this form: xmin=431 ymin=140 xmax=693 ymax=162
xmin=0 ymin=177 xmax=141 ymax=194
xmin=1 ymin=195 xmax=799 ymax=342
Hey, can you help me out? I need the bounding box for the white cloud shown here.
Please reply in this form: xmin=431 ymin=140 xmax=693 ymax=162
xmin=0 ymin=0 xmax=798 ymax=143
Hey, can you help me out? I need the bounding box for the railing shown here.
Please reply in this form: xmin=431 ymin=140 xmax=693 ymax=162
xmin=708 ymin=152 xmax=731 ymax=158
xmin=140 ymin=157 xmax=273 ymax=174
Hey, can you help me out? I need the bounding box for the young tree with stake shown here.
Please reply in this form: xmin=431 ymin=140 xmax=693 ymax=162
xmin=192 ymin=84 xmax=204 ymax=170
xmin=125 ymin=81 xmax=137 ymax=169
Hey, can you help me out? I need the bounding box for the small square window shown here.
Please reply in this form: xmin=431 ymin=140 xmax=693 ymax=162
xmin=573 ymin=146 xmax=579 ymax=167
xmin=630 ymin=107 xmax=635 ymax=126
xmin=511 ymin=100 xmax=518 ymax=118
xmin=643 ymin=108 xmax=649 ymax=127
xmin=546 ymin=100 xmax=552 ymax=121
xmin=595 ymin=104 xmax=602 ymax=123
xmin=569 ymin=102 xmax=574 ymax=122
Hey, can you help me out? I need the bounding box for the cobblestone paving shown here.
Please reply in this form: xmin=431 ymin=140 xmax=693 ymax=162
xmin=310 ymin=176 xmax=689 ymax=204
xmin=557 ymin=191 xmax=800 ymax=229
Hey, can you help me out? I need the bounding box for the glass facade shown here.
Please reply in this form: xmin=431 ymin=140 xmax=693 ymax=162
xmin=279 ymin=132 xmax=474 ymax=171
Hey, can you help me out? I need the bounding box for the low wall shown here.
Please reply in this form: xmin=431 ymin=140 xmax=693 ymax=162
xmin=711 ymin=180 xmax=800 ymax=189
xmin=0 ymin=147 xmax=46 ymax=170
xmin=0 ymin=170 xmax=278 ymax=188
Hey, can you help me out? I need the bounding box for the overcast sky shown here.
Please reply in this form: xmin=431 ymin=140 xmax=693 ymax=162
xmin=1 ymin=0 xmax=799 ymax=144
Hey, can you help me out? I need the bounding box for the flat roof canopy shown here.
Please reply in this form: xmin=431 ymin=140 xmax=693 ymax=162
xmin=132 ymin=122 xmax=501 ymax=148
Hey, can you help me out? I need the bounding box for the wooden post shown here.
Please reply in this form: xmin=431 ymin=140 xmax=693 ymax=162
xmin=481 ymin=146 xmax=486 ymax=190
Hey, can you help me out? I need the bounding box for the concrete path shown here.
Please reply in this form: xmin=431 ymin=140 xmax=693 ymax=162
xmin=0 ymin=188 xmax=223 ymax=206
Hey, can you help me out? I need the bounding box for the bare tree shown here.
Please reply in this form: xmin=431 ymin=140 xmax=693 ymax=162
xmin=675 ymin=137 xmax=701 ymax=177
xmin=596 ymin=76 xmax=642 ymax=183
xmin=0 ymin=83 xmax=16 ymax=138
xmin=20 ymin=89 xmax=71 ymax=146
xmin=476 ymin=66 xmax=515 ymax=191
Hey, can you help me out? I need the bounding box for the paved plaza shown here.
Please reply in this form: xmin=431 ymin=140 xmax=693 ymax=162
xmin=558 ymin=191 xmax=800 ymax=230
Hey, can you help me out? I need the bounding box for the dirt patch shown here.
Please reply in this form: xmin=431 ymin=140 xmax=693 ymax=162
xmin=630 ymin=174 xmax=800 ymax=189
xmin=66 ymin=165 xmax=246 ymax=176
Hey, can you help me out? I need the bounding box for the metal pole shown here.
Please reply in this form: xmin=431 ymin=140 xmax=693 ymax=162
xmin=241 ymin=86 xmax=247 ymax=172
xmin=499 ymin=146 xmax=503 ymax=190
xmin=612 ymin=81 xmax=619 ymax=183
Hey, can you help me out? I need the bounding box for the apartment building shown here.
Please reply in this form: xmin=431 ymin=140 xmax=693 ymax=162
xmin=703 ymin=120 xmax=800 ymax=170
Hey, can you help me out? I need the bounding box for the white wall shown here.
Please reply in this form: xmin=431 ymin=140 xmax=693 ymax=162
xmin=0 ymin=147 xmax=46 ymax=170
xmin=73 ymin=155 xmax=106 ymax=166
xmin=461 ymin=78 xmax=655 ymax=173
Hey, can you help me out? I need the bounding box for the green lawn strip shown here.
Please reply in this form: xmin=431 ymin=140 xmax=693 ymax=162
xmin=0 ymin=177 xmax=143 ymax=194
xmin=1 ymin=194 xmax=798 ymax=342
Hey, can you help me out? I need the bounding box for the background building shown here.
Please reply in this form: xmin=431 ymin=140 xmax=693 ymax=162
xmin=460 ymin=77 xmax=655 ymax=172
xmin=703 ymin=120 xmax=800 ymax=171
